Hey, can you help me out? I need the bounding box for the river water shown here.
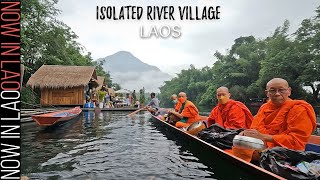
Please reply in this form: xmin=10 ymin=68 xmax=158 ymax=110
xmin=21 ymin=111 xmax=260 ymax=180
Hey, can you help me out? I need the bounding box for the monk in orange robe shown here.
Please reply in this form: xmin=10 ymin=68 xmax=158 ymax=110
xmin=168 ymin=92 xmax=200 ymax=128
xmin=240 ymin=78 xmax=316 ymax=151
xmin=208 ymin=87 xmax=253 ymax=129
xmin=171 ymin=94 xmax=182 ymax=112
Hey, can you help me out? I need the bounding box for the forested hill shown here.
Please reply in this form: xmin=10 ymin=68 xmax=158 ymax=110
xmin=97 ymin=51 xmax=172 ymax=93
xmin=98 ymin=51 xmax=160 ymax=73
xmin=159 ymin=6 xmax=320 ymax=108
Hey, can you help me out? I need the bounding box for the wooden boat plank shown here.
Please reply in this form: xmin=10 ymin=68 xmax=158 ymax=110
xmin=150 ymin=114 xmax=285 ymax=180
xmin=21 ymin=108 xmax=70 ymax=117
xmin=308 ymin=135 xmax=320 ymax=144
xmin=21 ymin=117 xmax=33 ymax=123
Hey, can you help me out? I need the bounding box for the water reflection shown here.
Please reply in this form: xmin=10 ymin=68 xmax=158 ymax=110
xmin=83 ymin=110 xmax=95 ymax=126
xmin=21 ymin=111 xmax=260 ymax=179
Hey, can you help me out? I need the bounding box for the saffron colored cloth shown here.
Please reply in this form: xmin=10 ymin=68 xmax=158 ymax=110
xmin=175 ymin=100 xmax=199 ymax=128
xmin=250 ymin=99 xmax=316 ymax=150
xmin=207 ymin=100 xmax=253 ymax=129
xmin=175 ymin=101 xmax=182 ymax=112
xmin=175 ymin=121 xmax=189 ymax=128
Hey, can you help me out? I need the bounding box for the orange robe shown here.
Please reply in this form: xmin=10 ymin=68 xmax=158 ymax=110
xmin=175 ymin=101 xmax=182 ymax=112
xmin=251 ymin=99 xmax=316 ymax=150
xmin=175 ymin=100 xmax=199 ymax=128
xmin=207 ymin=100 xmax=253 ymax=129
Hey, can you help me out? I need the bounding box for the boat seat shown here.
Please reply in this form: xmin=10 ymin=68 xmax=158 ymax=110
xmin=305 ymin=135 xmax=320 ymax=153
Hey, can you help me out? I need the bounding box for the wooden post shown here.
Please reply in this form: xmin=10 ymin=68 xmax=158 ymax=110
xmin=20 ymin=64 xmax=24 ymax=87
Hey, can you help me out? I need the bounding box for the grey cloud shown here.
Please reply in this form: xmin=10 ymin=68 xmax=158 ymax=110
xmin=158 ymin=0 xmax=319 ymax=67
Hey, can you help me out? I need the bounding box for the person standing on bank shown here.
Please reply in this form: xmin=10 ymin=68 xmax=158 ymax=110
xmin=132 ymin=90 xmax=136 ymax=102
xmin=98 ymin=86 xmax=107 ymax=108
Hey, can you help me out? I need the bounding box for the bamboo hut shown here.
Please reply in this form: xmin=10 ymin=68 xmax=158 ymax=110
xmin=108 ymin=88 xmax=115 ymax=96
xmin=27 ymin=65 xmax=99 ymax=106
xmin=96 ymin=76 xmax=115 ymax=96
xmin=96 ymin=76 xmax=105 ymax=90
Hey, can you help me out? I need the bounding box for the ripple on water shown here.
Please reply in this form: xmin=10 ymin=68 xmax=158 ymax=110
xmin=22 ymin=111 xmax=252 ymax=180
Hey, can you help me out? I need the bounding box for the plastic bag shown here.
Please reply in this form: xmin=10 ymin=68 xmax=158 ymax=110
xmin=198 ymin=124 xmax=244 ymax=150
xmin=260 ymin=147 xmax=320 ymax=180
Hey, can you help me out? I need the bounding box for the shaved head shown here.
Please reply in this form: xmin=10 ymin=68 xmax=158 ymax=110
xmin=216 ymin=86 xmax=231 ymax=104
xmin=178 ymin=92 xmax=187 ymax=97
xmin=217 ymin=86 xmax=229 ymax=93
xmin=266 ymin=78 xmax=289 ymax=89
xmin=265 ymin=78 xmax=291 ymax=106
xmin=178 ymin=92 xmax=187 ymax=103
xmin=171 ymin=94 xmax=177 ymax=100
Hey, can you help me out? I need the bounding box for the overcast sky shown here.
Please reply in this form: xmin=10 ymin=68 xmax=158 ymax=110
xmin=56 ymin=0 xmax=319 ymax=76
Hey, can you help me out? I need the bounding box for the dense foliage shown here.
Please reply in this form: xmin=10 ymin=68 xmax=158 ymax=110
xmin=21 ymin=0 xmax=110 ymax=79
xmin=21 ymin=0 xmax=112 ymax=107
xmin=160 ymin=6 xmax=320 ymax=108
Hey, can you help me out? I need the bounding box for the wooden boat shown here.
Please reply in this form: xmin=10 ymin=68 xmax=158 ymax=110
xmin=150 ymin=114 xmax=320 ymax=180
xmin=32 ymin=106 xmax=82 ymax=126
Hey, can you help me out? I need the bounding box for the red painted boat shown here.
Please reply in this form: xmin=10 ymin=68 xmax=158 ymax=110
xmin=32 ymin=106 xmax=82 ymax=126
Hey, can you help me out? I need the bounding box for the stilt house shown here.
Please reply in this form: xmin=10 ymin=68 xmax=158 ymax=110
xmin=27 ymin=65 xmax=99 ymax=106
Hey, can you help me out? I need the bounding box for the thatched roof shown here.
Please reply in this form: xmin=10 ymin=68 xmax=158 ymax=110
xmin=27 ymin=65 xmax=98 ymax=89
xmin=96 ymin=76 xmax=105 ymax=90
xmin=108 ymin=88 xmax=115 ymax=96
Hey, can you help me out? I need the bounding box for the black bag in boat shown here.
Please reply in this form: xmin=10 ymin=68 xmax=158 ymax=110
xmin=198 ymin=124 xmax=244 ymax=150
xmin=260 ymin=147 xmax=320 ymax=180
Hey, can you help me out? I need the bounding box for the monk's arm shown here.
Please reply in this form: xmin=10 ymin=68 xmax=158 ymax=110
xmin=170 ymin=110 xmax=183 ymax=119
xmin=207 ymin=109 xmax=216 ymax=126
xmin=250 ymin=106 xmax=268 ymax=134
xmin=272 ymin=108 xmax=314 ymax=150
xmin=242 ymin=129 xmax=274 ymax=142
xmin=228 ymin=105 xmax=246 ymax=129
xmin=181 ymin=105 xmax=198 ymax=118
xmin=174 ymin=103 xmax=181 ymax=112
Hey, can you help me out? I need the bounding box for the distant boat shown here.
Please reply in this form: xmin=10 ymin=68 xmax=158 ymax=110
xmin=248 ymin=98 xmax=266 ymax=107
xmin=32 ymin=106 xmax=82 ymax=126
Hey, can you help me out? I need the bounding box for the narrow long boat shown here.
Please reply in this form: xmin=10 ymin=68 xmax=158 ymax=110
xmin=32 ymin=106 xmax=82 ymax=126
xmin=150 ymin=114 xmax=320 ymax=180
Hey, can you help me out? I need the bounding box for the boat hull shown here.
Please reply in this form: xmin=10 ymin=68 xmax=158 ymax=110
xmin=150 ymin=114 xmax=285 ymax=180
xmin=32 ymin=106 xmax=82 ymax=126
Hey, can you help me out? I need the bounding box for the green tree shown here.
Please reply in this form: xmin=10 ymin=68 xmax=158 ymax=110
xmin=112 ymin=83 xmax=121 ymax=91
xmin=21 ymin=0 xmax=113 ymax=107
xmin=159 ymin=6 xmax=320 ymax=109
xmin=21 ymin=0 xmax=106 ymax=84
xmin=294 ymin=6 xmax=320 ymax=103
xmin=139 ymin=87 xmax=146 ymax=105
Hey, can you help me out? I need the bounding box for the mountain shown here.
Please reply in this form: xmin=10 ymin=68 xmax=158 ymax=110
xmin=97 ymin=51 xmax=172 ymax=93
xmin=98 ymin=51 xmax=160 ymax=73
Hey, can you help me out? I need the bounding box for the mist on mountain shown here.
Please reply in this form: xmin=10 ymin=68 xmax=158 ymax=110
xmin=97 ymin=51 xmax=172 ymax=93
